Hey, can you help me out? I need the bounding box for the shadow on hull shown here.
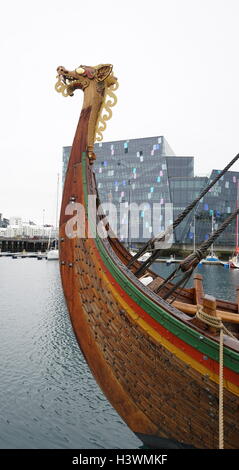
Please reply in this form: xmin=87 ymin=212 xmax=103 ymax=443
xmin=136 ymin=432 xmax=195 ymax=449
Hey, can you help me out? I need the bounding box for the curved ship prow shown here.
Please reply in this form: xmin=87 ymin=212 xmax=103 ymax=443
xmin=55 ymin=62 xmax=239 ymax=449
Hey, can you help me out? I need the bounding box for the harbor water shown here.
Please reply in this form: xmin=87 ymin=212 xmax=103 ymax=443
xmin=0 ymin=257 xmax=140 ymax=449
xmin=0 ymin=256 xmax=239 ymax=449
xmin=152 ymin=261 xmax=239 ymax=302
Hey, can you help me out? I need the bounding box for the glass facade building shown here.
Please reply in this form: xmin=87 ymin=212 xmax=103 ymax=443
xmin=94 ymin=136 xmax=177 ymax=244
xmin=62 ymin=137 xmax=239 ymax=248
xmin=168 ymin=176 xmax=208 ymax=244
xmin=192 ymin=170 xmax=239 ymax=247
xmin=0 ymin=214 xmax=9 ymax=228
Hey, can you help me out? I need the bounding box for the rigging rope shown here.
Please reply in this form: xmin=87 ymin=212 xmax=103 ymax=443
xmin=167 ymin=269 xmax=194 ymax=304
xmin=180 ymin=207 xmax=239 ymax=272
xmin=128 ymin=152 xmax=239 ymax=276
xmin=161 ymin=268 xmax=194 ymax=300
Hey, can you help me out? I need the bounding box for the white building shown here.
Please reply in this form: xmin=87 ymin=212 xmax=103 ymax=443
xmin=9 ymin=216 xmax=22 ymax=226
xmin=1 ymin=223 xmax=57 ymax=239
xmin=0 ymin=227 xmax=7 ymax=237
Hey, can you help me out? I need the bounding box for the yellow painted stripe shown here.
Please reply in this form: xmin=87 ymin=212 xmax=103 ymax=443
xmin=96 ymin=258 xmax=239 ymax=397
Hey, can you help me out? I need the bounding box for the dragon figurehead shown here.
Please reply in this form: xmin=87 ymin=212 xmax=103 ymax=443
xmin=55 ymin=63 xmax=118 ymax=162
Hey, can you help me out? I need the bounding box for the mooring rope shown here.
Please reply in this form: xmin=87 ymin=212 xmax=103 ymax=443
xmin=196 ymin=307 xmax=237 ymax=449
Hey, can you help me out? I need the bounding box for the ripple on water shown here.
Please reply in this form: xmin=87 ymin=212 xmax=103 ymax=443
xmin=0 ymin=258 xmax=140 ymax=449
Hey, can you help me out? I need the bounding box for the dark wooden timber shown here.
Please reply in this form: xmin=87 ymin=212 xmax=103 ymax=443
xmin=60 ymin=151 xmax=239 ymax=448
xmin=57 ymin=63 xmax=239 ymax=449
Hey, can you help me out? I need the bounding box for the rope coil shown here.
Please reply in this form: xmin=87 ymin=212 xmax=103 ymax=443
xmin=196 ymin=308 xmax=237 ymax=339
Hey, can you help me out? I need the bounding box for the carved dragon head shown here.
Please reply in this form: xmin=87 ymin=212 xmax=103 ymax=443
xmin=55 ymin=64 xmax=117 ymax=96
xmin=55 ymin=64 xmax=118 ymax=161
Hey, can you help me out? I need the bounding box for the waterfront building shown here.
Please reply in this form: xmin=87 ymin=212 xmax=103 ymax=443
xmin=0 ymin=213 xmax=9 ymax=228
xmin=9 ymin=216 xmax=22 ymax=227
xmin=0 ymin=227 xmax=6 ymax=237
xmin=0 ymin=211 xmax=60 ymax=240
xmin=62 ymin=137 xmax=239 ymax=248
xmin=193 ymin=170 xmax=239 ymax=247
xmin=0 ymin=221 xmax=57 ymax=239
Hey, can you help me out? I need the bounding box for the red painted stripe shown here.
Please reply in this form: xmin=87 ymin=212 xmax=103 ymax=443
xmin=88 ymin=238 xmax=239 ymax=388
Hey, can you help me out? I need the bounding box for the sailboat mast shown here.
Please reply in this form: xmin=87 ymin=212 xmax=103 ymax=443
xmin=193 ymin=213 xmax=196 ymax=252
xmin=56 ymin=173 xmax=60 ymax=232
xmin=211 ymin=212 xmax=214 ymax=254
xmin=236 ymin=179 xmax=239 ymax=252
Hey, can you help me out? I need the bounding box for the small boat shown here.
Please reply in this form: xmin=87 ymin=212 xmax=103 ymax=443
xmin=205 ymin=250 xmax=220 ymax=262
xmin=203 ymin=251 xmax=220 ymax=263
xmin=47 ymin=175 xmax=60 ymax=261
xmin=47 ymin=238 xmax=59 ymax=260
xmin=166 ymin=254 xmax=175 ymax=265
xmin=47 ymin=248 xmax=59 ymax=260
xmin=138 ymin=252 xmax=151 ymax=262
xmin=201 ymin=215 xmax=221 ymax=263
xmin=229 ymin=180 xmax=239 ymax=268
xmin=130 ymin=250 xmax=151 ymax=262
xmin=220 ymin=260 xmax=230 ymax=268
xmin=36 ymin=251 xmax=44 ymax=260
xmin=55 ymin=62 xmax=239 ymax=449
xmin=229 ymin=255 xmax=239 ymax=269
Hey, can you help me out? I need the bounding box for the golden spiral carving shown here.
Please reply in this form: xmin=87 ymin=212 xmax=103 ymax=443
xmin=55 ymin=76 xmax=70 ymax=97
xmin=95 ymin=82 xmax=119 ymax=142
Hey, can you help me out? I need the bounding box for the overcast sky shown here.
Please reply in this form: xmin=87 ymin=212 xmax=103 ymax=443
xmin=1 ymin=0 xmax=239 ymax=224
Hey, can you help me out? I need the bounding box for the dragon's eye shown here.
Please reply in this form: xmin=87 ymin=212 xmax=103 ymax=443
xmin=75 ymin=67 xmax=85 ymax=75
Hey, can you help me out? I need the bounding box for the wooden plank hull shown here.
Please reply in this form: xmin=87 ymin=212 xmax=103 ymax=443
xmin=56 ymin=63 xmax=239 ymax=448
xmin=60 ymin=147 xmax=239 ymax=448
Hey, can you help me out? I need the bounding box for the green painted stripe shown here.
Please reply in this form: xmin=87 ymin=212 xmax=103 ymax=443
xmin=81 ymin=153 xmax=239 ymax=373
xmin=96 ymin=234 xmax=239 ymax=372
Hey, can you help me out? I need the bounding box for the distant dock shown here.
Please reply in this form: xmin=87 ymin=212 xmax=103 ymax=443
xmin=154 ymin=258 xmax=229 ymax=266
xmin=0 ymin=252 xmax=229 ymax=266
xmin=0 ymin=252 xmax=47 ymax=259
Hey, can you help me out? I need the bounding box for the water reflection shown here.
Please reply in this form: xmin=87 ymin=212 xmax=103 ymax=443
xmin=1 ymin=257 xmax=236 ymax=449
xmin=152 ymin=262 xmax=239 ymax=302
xmin=0 ymin=257 xmax=140 ymax=449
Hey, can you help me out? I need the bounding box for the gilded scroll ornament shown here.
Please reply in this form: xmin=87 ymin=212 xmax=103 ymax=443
xmin=55 ymin=63 xmax=118 ymax=161
xmin=55 ymin=76 xmax=70 ymax=97
xmin=94 ymin=82 xmax=119 ymax=142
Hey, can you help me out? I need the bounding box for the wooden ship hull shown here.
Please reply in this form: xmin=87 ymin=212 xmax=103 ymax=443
xmin=56 ymin=64 xmax=239 ymax=449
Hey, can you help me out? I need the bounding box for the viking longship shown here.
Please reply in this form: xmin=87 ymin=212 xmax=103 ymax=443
xmin=55 ymin=63 xmax=239 ymax=449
